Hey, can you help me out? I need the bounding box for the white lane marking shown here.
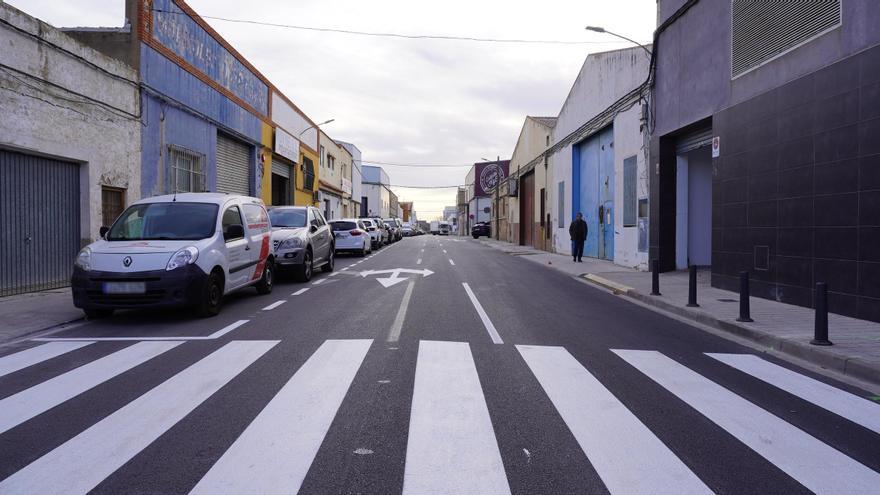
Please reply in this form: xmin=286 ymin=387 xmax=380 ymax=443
xmin=518 ymin=346 xmax=710 ymax=495
xmin=292 ymin=288 xmax=310 ymax=296
xmin=329 ymin=272 xmax=340 ymax=277
xmin=387 ymin=279 xmax=416 ymax=342
xmin=33 ymin=320 xmax=249 ymax=342
xmin=0 ymin=341 xmax=278 ymax=495
xmin=448 ymin=259 xmax=455 ymax=265
xmin=0 ymin=341 xmax=182 ymax=434
xmin=416 ymin=259 xmax=422 ymax=265
xmin=420 ymin=249 xmax=424 ymax=253
xmin=312 ymin=279 xmax=325 ymax=285
xmin=191 ymin=339 xmax=372 ymax=494
xmin=262 ymin=300 xmax=287 ymax=311
xmin=614 ymin=350 xmax=880 ymax=494
xmin=443 ymin=249 xmax=447 ymax=253
xmin=403 ymin=341 xmax=510 ymax=495
xmin=461 ymin=283 xmax=503 ymax=344
xmin=0 ymin=342 xmax=94 ymax=378
xmin=707 ymin=353 xmax=880 ymax=434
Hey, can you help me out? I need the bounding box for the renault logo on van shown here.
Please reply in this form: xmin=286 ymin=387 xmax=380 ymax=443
xmin=123 ymin=256 xmax=132 ymax=267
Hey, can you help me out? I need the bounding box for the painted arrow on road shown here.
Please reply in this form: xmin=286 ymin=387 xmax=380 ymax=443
xmin=360 ymin=268 xmax=434 ymax=288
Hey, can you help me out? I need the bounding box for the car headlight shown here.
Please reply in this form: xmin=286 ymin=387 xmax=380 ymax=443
xmin=166 ymin=246 xmax=199 ymax=271
xmin=279 ymin=237 xmax=304 ymax=250
xmin=74 ymin=247 xmax=91 ymax=271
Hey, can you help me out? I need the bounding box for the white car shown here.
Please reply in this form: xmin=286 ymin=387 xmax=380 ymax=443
xmin=329 ymin=219 xmax=372 ymax=256
xmin=71 ymin=193 xmax=274 ymax=318
xmin=361 ymin=218 xmax=384 ymax=249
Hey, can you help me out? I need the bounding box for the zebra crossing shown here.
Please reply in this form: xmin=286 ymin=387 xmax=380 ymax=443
xmin=0 ymin=338 xmax=878 ymax=494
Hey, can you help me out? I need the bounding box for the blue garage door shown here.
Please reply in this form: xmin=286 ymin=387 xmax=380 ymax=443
xmin=574 ymin=126 xmax=614 ymax=260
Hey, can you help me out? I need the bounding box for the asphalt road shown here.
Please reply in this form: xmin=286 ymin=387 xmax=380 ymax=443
xmin=1 ymin=235 xmax=879 ymax=494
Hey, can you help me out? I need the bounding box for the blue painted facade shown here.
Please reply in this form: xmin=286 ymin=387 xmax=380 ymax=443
xmin=572 ymin=126 xmax=614 ymax=260
xmin=139 ymin=5 xmax=266 ymax=198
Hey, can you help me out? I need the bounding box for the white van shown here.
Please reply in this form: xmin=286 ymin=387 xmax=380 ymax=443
xmin=71 ymin=193 xmax=274 ymax=318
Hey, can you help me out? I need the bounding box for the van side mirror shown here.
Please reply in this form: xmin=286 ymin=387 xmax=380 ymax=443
xmin=99 ymin=226 xmax=110 ymax=238
xmin=224 ymin=224 xmax=244 ymax=241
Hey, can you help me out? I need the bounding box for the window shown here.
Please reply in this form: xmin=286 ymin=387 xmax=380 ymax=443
xmin=269 ymin=208 xmax=307 ymax=228
xmin=302 ymin=156 xmax=315 ymax=190
xmin=108 ymin=202 xmax=218 ymax=241
xmin=540 ymin=188 xmax=546 ymax=226
xmin=168 ymin=146 xmax=205 ymax=193
xmin=623 ymin=155 xmax=637 ymax=227
xmin=328 ymin=155 xmax=335 ymax=171
xmin=242 ymin=203 xmax=268 ymax=227
xmin=222 ymin=206 xmax=244 ymax=241
xmin=546 ymin=135 xmax=550 ymax=147
xmin=557 ymin=182 xmax=565 ymax=229
xmin=101 ymin=186 xmax=125 ymax=227
xmin=319 ymin=145 xmax=325 ymax=168
xmin=731 ymin=0 xmax=841 ymax=77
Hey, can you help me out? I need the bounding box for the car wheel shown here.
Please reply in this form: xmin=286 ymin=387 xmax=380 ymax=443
xmin=295 ymin=249 xmax=313 ymax=282
xmin=322 ymin=248 xmax=335 ymax=273
xmin=195 ymin=270 xmax=224 ymax=317
xmin=84 ymin=308 xmax=114 ymax=319
xmin=256 ymin=258 xmax=274 ymax=294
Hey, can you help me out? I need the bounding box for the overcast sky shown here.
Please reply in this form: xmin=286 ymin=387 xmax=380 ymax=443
xmin=9 ymin=0 xmax=655 ymax=220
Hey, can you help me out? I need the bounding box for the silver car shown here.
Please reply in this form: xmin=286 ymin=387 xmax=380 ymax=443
xmin=268 ymin=206 xmax=334 ymax=282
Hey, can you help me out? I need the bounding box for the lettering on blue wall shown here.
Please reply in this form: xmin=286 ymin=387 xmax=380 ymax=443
xmin=151 ymin=0 xmax=268 ymax=115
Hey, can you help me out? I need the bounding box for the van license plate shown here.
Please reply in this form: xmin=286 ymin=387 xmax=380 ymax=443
xmin=103 ymin=282 xmax=146 ymax=294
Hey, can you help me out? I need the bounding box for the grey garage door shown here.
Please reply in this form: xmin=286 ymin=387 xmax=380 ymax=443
xmin=216 ymin=133 xmax=251 ymax=195
xmin=1 ymin=150 xmax=81 ymax=296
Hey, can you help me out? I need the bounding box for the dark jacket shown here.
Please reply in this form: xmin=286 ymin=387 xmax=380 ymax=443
xmin=569 ymin=218 xmax=587 ymax=242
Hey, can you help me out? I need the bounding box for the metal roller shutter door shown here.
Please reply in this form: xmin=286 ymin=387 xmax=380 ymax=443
xmin=271 ymin=160 xmax=290 ymax=179
xmin=1 ymin=150 xmax=81 ymax=296
xmin=216 ymin=134 xmax=251 ymax=195
xmin=675 ymin=127 xmax=712 ymax=155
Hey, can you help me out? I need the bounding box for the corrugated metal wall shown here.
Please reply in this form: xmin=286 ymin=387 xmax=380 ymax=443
xmin=1 ymin=150 xmax=81 ymax=296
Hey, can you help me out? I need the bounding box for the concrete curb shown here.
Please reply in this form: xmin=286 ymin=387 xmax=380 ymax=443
xmin=581 ymin=274 xmax=880 ymax=387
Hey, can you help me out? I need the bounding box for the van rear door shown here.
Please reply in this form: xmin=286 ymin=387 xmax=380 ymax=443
xmin=242 ymin=203 xmax=271 ymax=283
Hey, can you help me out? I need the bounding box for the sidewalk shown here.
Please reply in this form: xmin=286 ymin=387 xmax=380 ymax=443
xmin=476 ymin=238 xmax=880 ymax=387
xmin=0 ymin=288 xmax=83 ymax=344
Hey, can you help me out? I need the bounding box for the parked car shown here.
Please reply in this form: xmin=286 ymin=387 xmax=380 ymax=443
xmin=269 ymin=206 xmax=334 ymax=282
xmin=71 ymin=193 xmax=273 ymax=319
xmin=384 ymin=218 xmax=401 ymax=242
xmin=329 ymin=219 xmax=372 ymax=256
xmin=361 ymin=219 xmax=384 ymax=249
xmin=367 ymin=216 xmax=390 ymax=245
xmin=472 ymin=221 xmax=491 ymax=239
xmin=401 ymin=222 xmax=414 ymax=237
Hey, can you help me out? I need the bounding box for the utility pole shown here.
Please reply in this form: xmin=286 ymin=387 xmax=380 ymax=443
xmin=495 ymin=155 xmax=500 ymax=240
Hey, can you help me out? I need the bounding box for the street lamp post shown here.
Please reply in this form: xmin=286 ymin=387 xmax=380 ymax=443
xmin=585 ymin=26 xmax=652 ymax=58
xmin=299 ymin=118 xmax=335 ymax=136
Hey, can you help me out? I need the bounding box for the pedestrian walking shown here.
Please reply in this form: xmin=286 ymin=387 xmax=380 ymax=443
xmin=569 ymin=212 xmax=587 ymax=262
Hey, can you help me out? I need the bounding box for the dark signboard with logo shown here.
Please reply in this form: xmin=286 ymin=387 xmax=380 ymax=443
xmin=473 ymin=160 xmax=509 ymax=197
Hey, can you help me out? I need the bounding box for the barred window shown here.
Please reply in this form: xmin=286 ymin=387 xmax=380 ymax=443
xmin=731 ymin=0 xmax=841 ymax=77
xmin=169 ymin=146 xmax=206 ymax=193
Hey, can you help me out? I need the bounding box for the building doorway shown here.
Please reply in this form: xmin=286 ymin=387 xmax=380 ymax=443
xmin=520 ymin=172 xmax=535 ymax=246
xmin=674 ymin=130 xmax=713 ymax=269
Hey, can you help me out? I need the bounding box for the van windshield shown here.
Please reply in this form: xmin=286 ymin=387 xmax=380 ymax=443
xmin=107 ymin=202 xmax=218 ymax=241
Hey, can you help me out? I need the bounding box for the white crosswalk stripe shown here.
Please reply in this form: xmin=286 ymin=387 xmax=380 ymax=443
xmin=518 ymin=345 xmax=711 ymax=494
xmin=0 ymin=342 xmax=94 ymax=378
xmin=614 ymin=349 xmax=880 ymax=495
xmin=2 ymin=340 xmax=877 ymax=494
xmin=0 ymin=340 xmax=278 ymax=495
xmin=0 ymin=341 xmax=182 ymax=434
xmin=403 ymin=340 xmax=510 ymax=494
xmin=191 ymin=339 xmax=372 ymax=494
xmin=707 ymin=353 xmax=880 ymax=434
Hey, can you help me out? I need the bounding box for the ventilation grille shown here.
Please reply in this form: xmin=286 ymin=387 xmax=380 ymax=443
xmin=731 ymin=0 xmax=841 ymax=77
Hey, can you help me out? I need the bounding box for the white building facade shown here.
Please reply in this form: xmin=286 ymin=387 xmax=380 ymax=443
xmin=0 ymin=3 xmax=141 ymax=296
xmin=551 ymin=46 xmax=651 ymax=270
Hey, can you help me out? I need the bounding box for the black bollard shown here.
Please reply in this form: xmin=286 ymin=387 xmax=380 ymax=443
xmin=651 ymin=259 xmax=661 ymax=296
xmin=687 ymin=265 xmax=699 ymax=307
xmin=736 ymin=271 xmax=753 ymax=322
xmin=811 ymin=282 xmax=832 ymax=346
